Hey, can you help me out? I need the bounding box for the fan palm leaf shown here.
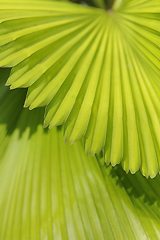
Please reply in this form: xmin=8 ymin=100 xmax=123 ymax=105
xmin=0 ymin=0 xmax=160 ymax=177
xmin=1 ymin=68 xmax=160 ymax=239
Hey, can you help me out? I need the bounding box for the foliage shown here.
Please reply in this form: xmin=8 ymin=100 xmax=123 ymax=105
xmin=0 ymin=0 xmax=160 ymax=239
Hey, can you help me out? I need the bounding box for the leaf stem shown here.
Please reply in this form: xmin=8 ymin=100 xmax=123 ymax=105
xmin=105 ymin=0 xmax=115 ymax=9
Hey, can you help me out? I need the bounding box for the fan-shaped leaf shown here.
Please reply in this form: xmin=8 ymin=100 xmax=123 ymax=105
xmin=1 ymin=68 xmax=160 ymax=239
xmin=0 ymin=1 xmax=160 ymax=177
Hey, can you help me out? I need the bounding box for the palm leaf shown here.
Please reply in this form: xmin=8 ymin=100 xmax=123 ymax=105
xmin=0 ymin=0 xmax=160 ymax=177
xmin=1 ymin=68 xmax=160 ymax=239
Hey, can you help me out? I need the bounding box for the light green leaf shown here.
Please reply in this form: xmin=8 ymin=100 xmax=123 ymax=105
xmin=0 ymin=68 xmax=160 ymax=239
xmin=0 ymin=1 xmax=160 ymax=177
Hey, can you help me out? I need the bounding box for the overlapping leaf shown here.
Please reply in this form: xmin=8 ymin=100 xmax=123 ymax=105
xmin=1 ymin=68 xmax=160 ymax=239
xmin=0 ymin=0 xmax=160 ymax=177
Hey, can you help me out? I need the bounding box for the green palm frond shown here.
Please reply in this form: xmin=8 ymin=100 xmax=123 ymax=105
xmin=0 ymin=0 xmax=160 ymax=177
xmin=1 ymin=68 xmax=160 ymax=239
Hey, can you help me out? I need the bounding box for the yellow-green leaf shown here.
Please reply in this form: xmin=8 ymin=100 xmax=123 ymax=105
xmin=1 ymin=68 xmax=160 ymax=239
xmin=0 ymin=0 xmax=160 ymax=177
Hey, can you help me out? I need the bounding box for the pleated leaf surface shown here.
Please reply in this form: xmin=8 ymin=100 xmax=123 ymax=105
xmin=0 ymin=68 xmax=160 ymax=239
xmin=0 ymin=0 xmax=160 ymax=177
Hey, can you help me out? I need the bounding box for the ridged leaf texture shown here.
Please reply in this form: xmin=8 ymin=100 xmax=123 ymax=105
xmin=1 ymin=68 xmax=160 ymax=239
xmin=0 ymin=0 xmax=160 ymax=177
